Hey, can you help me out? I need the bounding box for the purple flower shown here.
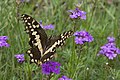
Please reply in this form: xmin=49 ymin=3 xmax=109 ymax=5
xmin=20 ymin=0 xmax=25 ymax=2
xmin=58 ymin=76 xmax=72 ymax=80
xmin=20 ymin=0 xmax=30 ymax=3
xmin=15 ymin=54 xmax=25 ymax=63
xmin=98 ymin=37 xmax=120 ymax=59
xmin=75 ymin=37 xmax=84 ymax=44
xmin=74 ymin=30 xmax=94 ymax=45
xmin=107 ymin=36 xmax=115 ymax=43
xmin=68 ymin=8 xmax=86 ymax=20
xmin=0 ymin=36 xmax=8 ymax=40
xmin=0 ymin=36 xmax=10 ymax=47
xmin=69 ymin=10 xmax=78 ymax=19
xmin=42 ymin=61 xmax=61 ymax=75
xmin=39 ymin=21 xmax=54 ymax=30
xmin=116 ymin=48 xmax=120 ymax=54
xmin=43 ymin=24 xmax=54 ymax=30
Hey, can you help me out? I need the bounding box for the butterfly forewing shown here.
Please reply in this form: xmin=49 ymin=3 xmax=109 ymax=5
xmin=21 ymin=14 xmax=48 ymax=57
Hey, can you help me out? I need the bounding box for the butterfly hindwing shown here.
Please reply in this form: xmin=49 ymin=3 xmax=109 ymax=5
xmin=41 ymin=30 xmax=73 ymax=63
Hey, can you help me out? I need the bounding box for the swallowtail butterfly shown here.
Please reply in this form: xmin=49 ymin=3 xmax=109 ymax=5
xmin=21 ymin=14 xmax=73 ymax=65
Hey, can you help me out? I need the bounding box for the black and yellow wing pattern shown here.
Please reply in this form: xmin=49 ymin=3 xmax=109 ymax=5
xmin=21 ymin=14 xmax=73 ymax=65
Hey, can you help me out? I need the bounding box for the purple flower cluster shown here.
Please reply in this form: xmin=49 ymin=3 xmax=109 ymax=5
xmin=98 ymin=37 xmax=120 ymax=59
xmin=74 ymin=30 xmax=94 ymax=45
xmin=39 ymin=21 xmax=54 ymax=30
xmin=42 ymin=61 xmax=61 ymax=75
xmin=15 ymin=54 xmax=25 ymax=63
xmin=58 ymin=76 xmax=72 ymax=80
xmin=68 ymin=8 xmax=86 ymax=20
xmin=0 ymin=36 xmax=10 ymax=47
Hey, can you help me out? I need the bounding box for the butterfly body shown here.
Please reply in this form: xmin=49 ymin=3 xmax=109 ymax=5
xmin=21 ymin=14 xmax=73 ymax=65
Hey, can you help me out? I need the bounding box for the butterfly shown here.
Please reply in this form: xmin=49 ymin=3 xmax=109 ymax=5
xmin=21 ymin=14 xmax=73 ymax=65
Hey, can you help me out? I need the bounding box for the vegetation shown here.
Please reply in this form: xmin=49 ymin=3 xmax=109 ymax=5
xmin=0 ymin=0 xmax=120 ymax=80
